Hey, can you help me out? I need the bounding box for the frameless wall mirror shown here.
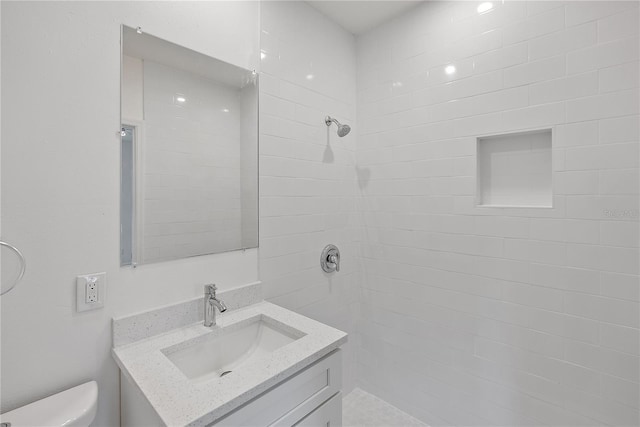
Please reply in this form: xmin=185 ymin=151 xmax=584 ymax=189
xmin=120 ymin=26 xmax=258 ymax=266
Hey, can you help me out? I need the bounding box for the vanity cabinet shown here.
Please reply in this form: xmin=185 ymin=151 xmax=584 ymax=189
xmin=121 ymin=350 xmax=343 ymax=426
xmin=215 ymin=349 xmax=342 ymax=426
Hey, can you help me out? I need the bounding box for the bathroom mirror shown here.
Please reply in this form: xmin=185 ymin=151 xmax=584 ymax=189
xmin=120 ymin=26 xmax=258 ymax=266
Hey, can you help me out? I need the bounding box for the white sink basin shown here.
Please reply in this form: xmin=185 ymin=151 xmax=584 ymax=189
xmin=162 ymin=316 xmax=304 ymax=383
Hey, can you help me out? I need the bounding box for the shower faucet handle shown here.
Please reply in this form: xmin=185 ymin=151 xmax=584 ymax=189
xmin=328 ymin=253 xmax=340 ymax=272
xmin=321 ymin=244 xmax=341 ymax=273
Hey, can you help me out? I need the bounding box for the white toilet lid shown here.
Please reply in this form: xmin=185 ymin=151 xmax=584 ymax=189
xmin=0 ymin=381 xmax=98 ymax=427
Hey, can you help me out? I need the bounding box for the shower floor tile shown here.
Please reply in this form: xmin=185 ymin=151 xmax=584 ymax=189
xmin=343 ymin=388 xmax=428 ymax=427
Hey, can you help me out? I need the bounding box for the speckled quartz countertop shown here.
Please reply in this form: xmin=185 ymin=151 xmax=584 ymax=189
xmin=112 ymin=300 xmax=347 ymax=426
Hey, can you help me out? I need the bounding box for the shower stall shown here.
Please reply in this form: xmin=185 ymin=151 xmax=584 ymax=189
xmin=261 ymin=1 xmax=640 ymax=425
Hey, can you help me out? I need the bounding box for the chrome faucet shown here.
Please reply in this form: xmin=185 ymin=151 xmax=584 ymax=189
xmin=204 ymin=284 xmax=227 ymax=327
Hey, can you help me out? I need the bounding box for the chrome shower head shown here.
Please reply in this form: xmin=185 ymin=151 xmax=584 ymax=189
xmin=325 ymin=116 xmax=351 ymax=137
xmin=337 ymin=123 xmax=351 ymax=137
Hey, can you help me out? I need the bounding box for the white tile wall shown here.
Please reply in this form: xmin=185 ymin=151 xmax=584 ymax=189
xmin=259 ymin=1 xmax=359 ymax=393
xmin=356 ymin=1 xmax=639 ymax=425
xmin=240 ymin=81 xmax=259 ymax=248
xmin=141 ymin=60 xmax=245 ymax=263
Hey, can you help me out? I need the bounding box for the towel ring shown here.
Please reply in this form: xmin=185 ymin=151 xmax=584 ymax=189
xmin=0 ymin=241 xmax=26 ymax=296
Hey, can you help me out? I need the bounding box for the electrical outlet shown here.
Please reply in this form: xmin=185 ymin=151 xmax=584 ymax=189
xmin=86 ymin=278 xmax=98 ymax=303
xmin=77 ymin=272 xmax=106 ymax=312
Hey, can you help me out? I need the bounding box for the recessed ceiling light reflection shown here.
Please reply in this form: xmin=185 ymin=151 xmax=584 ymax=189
xmin=260 ymin=51 xmax=266 ymax=60
xmin=222 ymin=108 xmax=230 ymax=113
xmin=175 ymin=96 xmax=186 ymax=103
xmin=477 ymin=2 xmax=493 ymax=14
xmin=306 ymin=74 xmax=314 ymax=80
xmin=445 ymin=65 xmax=456 ymax=75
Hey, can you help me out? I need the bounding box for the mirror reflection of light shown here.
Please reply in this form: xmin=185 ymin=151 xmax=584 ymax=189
xmin=445 ymin=65 xmax=456 ymax=75
xmin=306 ymin=74 xmax=314 ymax=80
xmin=222 ymin=108 xmax=230 ymax=113
xmin=477 ymin=2 xmax=493 ymax=14
xmin=176 ymin=96 xmax=186 ymax=103
xmin=392 ymin=81 xmax=403 ymax=88
xmin=260 ymin=51 xmax=266 ymax=60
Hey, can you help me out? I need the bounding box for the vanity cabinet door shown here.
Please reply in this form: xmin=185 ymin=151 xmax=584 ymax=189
xmin=294 ymin=392 xmax=342 ymax=427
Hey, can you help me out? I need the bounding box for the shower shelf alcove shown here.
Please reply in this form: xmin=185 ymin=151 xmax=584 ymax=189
xmin=476 ymin=129 xmax=553 ymax=208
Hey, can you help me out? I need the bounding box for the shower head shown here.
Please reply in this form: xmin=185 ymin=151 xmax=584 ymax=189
xmin=325 ymin=116 xmax=351 ymax=137
xmin=337 ymin=123 xmax=351 ymax=137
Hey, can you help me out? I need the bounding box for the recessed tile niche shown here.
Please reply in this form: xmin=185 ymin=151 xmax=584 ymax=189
xmin=477 ymin=129 xmax=552 ymax=208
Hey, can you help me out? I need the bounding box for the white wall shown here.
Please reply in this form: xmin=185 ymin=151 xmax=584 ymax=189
xmin=0 ymin=2 xmax=259 ymax=426
xmin=259 ymin=1 xmax=360 ymax=393
xmin=356 ymin=1 xmax=639 ymax=425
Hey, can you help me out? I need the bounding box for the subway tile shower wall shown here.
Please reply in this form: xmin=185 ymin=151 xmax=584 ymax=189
xmin=142 ymin=61 xmax=244 ymax=263
xmin=355 ymin=1 xmax=639 ymax=426
xmin=259 ymin=1 xmax=360 ymax=393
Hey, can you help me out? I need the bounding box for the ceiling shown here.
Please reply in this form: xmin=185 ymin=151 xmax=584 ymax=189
xmin=306 ymin=1 xmax=424 ymax=35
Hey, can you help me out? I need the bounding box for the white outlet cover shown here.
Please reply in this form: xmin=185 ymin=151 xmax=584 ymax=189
xmin=76 ymin=272 xmax=106 ymax=312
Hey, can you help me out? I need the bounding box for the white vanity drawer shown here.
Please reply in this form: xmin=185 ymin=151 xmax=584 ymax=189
xmin=214 ymin=349 xmax=342 ymax=426
xmin=294 ymin=392 xmax=342 ymax=427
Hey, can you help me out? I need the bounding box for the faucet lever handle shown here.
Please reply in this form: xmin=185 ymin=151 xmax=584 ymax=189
xmin=328 ymin=252 xmax=340 ymax=272
xmin=205 ymin=284 xmax=217 ymax=295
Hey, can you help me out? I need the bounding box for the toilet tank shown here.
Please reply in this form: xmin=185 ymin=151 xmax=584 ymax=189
xmin=0 ymin=381 xmax=98 ymax=427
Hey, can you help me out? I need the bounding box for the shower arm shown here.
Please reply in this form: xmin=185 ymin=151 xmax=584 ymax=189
xmin=325 ymin=116 xmax=341 ymax=127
